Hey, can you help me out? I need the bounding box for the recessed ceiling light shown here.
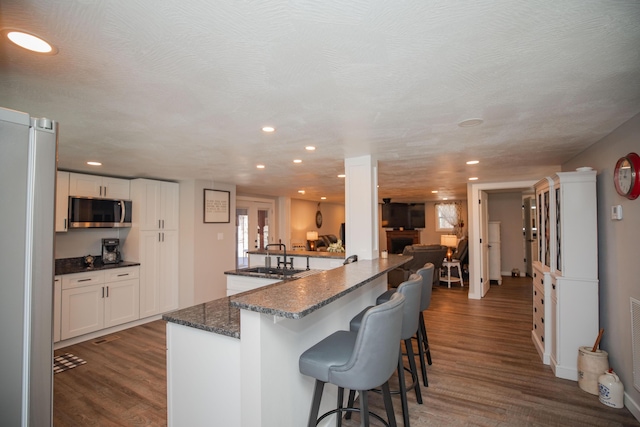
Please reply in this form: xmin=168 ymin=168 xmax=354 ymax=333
xmin=87 ymin=161 xmax=102 ymax=166
xmin=469 ymin=177 xmax=479 ymax=181
xmin=305 ymin=146 xmax=316 ymax=151
xmin=443 ymin=197 xmax=449 ymax=201
xmin=431 ymin=190 xmax=438 ymax=194
xmin=320 ymin=197 xmax=326 ymax=200
xmin=262 ymin=126 xmax=275 ymax=133
xmin=5 ymin=30 xmax=57 ymax=54
xmin=298 ymin=190 xmax=305 ymax=194
xmin=293 ymin=159 xmax=302 ymax=164
xmin=458 ymin=118 xmax=483 ymax=127
xmin=466 ymin=160 xmax=480 ymax=165
xmin=256 ymin=164 xmax=265 ymax=169
xmin=337 ymin=174 xmax=346 ymax=178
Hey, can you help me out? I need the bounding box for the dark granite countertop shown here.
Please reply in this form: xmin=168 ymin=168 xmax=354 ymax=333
xmin=55 ymin=257 xmax=141 ymax=276
xmin=247 ymin=249 xmax=345 ymax=259
xmin=162 ymin=296 xmax=242 ymax=339
xmin=224 ymin=268 xmax=322 ymax=280
xmin=163 ymin=255 xmax=410 ymax=338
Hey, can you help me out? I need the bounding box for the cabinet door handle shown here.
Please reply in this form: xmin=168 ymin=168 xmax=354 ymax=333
xmin=102 ymin=287 xmax=105 ymax=298
xmin=106 ymin=286 xmax=109 ymax=297
xmin=64 ymin=218 xmax=67 ymax=230
xmin=78 ymin=278 xmax=91 ymax=282
xmin=162 ymin=232 xmax=165 ymax=242
xmin=159 ymin=219 xmax=161 ymax=229
xmin=104 ymin=186 xmax=107 ymax=197
xmin=162 ymin=219 xmax=165 ymax=229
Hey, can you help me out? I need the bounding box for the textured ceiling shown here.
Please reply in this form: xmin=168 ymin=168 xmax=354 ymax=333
xmin=1 ymin=0 xmax=639 ymax=203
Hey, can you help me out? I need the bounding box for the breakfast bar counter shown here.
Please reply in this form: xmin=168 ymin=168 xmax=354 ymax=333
xmin=163 ymin=255 xmax=409 ymax=427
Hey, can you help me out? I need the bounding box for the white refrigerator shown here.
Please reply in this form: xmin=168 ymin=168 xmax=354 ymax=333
xmin=0 ymin=107 xmax=58 ymax=426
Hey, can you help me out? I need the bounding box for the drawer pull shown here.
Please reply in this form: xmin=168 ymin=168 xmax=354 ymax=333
xmin=117 ymin=273 xmax=129 ymax=277
xmin=534 ymin=307 xmax=537 ymax=312
xmin=552 ymin=284 xmax=556 ymax=290
xmin=541 ymin=336 xmax=544 ymax=342
xmin=78 ymin=278 xmax=92 ymax=282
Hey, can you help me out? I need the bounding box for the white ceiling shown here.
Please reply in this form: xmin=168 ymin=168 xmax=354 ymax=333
xmin=1 ymin=0 xmax=639 ymax=203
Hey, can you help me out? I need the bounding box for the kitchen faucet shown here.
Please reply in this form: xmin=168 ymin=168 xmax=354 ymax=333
xmin=265 ymin=243 xmax=293 ymax=269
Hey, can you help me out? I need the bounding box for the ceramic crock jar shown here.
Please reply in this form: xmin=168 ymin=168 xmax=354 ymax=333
xmin=598 ymin=369 xmax=624 ymax=408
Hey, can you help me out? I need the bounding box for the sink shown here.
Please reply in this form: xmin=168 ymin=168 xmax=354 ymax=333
xmin=239 ymin=267 xmax=306 ymax=277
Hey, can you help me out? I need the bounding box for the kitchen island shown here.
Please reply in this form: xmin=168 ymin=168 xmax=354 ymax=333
xmin=163 ymin=254 xmax=409 ymax=427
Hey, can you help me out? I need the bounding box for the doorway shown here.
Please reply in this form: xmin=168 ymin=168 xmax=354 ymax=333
xmin=468 ymin=180 xmax=537 ymax=299
xmin=235 ymin=197 xmax=275 ymax=269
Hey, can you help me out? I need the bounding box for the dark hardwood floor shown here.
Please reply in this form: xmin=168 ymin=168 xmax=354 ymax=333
xmin=54 ymin=276 xmax=640 ymax=426
xmin=53 ymin=320 xmax=167 ymax=426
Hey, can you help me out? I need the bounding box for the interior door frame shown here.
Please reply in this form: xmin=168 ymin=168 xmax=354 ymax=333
xmin=236 ymin=196 xmax=276 ymax=266
xmin=467 ymin=180 xmax=536 ymax=299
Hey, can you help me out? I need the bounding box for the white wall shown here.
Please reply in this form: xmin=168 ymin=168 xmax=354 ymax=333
xmin=179 ymin=180 xmax=236 ymax=307
xmin=562 ymin=112 xmax=640 ymax=417
xmin=488 ymin=192 xmax=525 ymax=276
xmin=290 ymin=199 xmax=345 ymax=247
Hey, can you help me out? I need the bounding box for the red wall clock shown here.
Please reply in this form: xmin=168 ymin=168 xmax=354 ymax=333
xmin=614 ymin=152 xmax=640 ymax=200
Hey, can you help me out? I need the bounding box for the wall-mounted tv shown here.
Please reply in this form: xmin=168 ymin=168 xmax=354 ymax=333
xmin=381 ymin=202 xmax=425 ymax=229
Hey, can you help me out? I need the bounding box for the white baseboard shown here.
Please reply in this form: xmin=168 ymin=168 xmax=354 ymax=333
xmin=625 ymin=392 xmax=640 ymax=422
xmin=54 ymin=314 xmax=163 ymax=350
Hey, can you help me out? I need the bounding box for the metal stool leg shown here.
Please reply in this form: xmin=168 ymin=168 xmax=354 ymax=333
xmin=337 ymin=387 xmax=344 ymax=427
xmin=359 ymin=390 xmax=369 ymax=427
xmin=397 ymin=349 xmax=411 ymax=427
xmin=381 ymin=381 xmax=397 ymax=427
xmin=405 ymin=338 xmax=423 ymax=404
xmin=420 ymin=315 xmax=432 ymax=365
xmin=416 ymin=323 xmax=428 ymax=387
xmin=308 ymin=380 xmax=325 ymax=427
xmin=345 ymin=389 xmax=356 ymax=420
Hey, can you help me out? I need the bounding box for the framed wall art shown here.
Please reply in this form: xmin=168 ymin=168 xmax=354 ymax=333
xmin=204 ymin=189 xmax=230 ymax=223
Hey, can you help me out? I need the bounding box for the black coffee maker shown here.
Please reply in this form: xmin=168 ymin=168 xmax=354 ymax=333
xmin=102 ymin=238 xmax=121 ymax=264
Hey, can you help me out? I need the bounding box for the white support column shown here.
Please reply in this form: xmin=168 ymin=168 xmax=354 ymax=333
xmin=344 ymin=155 xmax=379 ymax=260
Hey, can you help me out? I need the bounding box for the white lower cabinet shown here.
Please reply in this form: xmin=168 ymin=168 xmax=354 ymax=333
xmin=60 ymin=267 xmax=139 ymax=340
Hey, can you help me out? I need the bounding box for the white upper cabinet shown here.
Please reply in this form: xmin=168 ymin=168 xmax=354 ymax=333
xmin=131 ymin=179 xmax=179 ymax=230
xmin=68 ymin=172 xmax=130 ymax=199
xmin=55 ymin=171 xmax=69 ymax=232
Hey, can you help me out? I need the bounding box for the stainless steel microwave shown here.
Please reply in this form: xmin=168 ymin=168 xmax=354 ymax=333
xmin=68 ymin=197 xmax=132 ymax=228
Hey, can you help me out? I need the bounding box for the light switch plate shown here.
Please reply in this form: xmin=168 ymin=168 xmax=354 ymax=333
xmin=611 ymin=205 xmax=623 ymax=220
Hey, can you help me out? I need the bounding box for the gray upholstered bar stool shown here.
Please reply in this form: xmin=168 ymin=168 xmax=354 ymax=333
xmin=378 ymin=264 xmax=434 ymax=387
xmin=299 ymin=292 xmax=405 ymax=427
xmin=347 ymin=274 xmax=423 ymax=427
